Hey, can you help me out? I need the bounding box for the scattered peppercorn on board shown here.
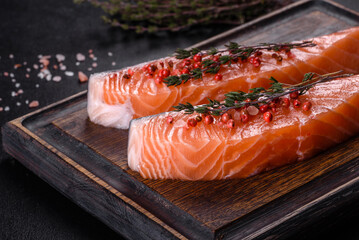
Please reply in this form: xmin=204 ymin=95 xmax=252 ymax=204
xmin=2 ymin=1 xmax=359 ymax=239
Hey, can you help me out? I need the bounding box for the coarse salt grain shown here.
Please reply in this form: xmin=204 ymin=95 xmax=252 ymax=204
xmin=33 ymin=64 xmax=39 ymax=69
xmin=60 ymin=65 xmax=67 ymax=71
xmin=26 ymin=68 xmax=31 ymax=72
xmin=39 ymin=58 xmax=50 ymax=67
xmin=29 ymin=100 xmax=39 ymax=108
xmin=0 ymin=97 xmax=2 ymax=101
xmin=25 ymin=74 xmax=30 ymax=78
xmin=43 ymin=69 xmax=51 ymax=75
xmin=53 ymin=76 xmax=62 ymax=82
xmin=4 ymin=106 xmax=10 ymax=111
xmin=92 ymin=62 xmax=97 ymax=68
xmin=35 ymin=84 xmax=39 ymax=88
xmin=25 ymin=100 xmax=29 ymax=104
xmin=15 ymin=83 xmax=20 ymax=88
xmin=112 ymin=62 xmax=116 ymax=66
xmin=78 ymin=71 xmax=88 ymax=83
xmin=56 ymin=54 xmax=65 ymax=62
xmin=76 ymin=62 xmax=80 ymax=66
xmin=37 ymin=54 xmax=43 ymax=59
xmin=16 ymin=102 xmax=21 ymax=106
xmin=46 ymin=74 xmax=52 ymax=81
xmin=9 ymin=54 xmax=14 ymax=59
xmin=10 ymin=73 xmax=14 ymax=78
xmin=108 ymin=52 xmax=113 ymax=56
xmin=76 ymin=53 xmax=86 ymax=62
xmin=11 ymin=91 xmax=16 ymax=97
xmin=23 ymin=61 xmax=27 ymax=65
xmin=12 ymin=79 xmax=16 ymax=82
xmin=87 ymin=67 xmax=93 ymax=71
xmin=93 ymin=57 xmax=97 ymax=61
xmin=37 ymin=71 xmax=45 ymax=79
xmin=65 ymin=71 xmax=74 ymax=76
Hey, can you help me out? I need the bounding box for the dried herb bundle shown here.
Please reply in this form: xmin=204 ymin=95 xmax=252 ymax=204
xmin=74 ymin=0 xmax=286 ymax=33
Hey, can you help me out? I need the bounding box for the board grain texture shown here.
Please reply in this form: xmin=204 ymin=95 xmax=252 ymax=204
xmin=2 ymin=1 xmax=359 ymax=239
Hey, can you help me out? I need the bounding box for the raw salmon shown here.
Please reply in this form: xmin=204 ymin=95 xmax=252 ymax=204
xmin=128 ymin=75 xmax=359 ymax=180
xmin=88 ymin=27 xmax=359 ymax=129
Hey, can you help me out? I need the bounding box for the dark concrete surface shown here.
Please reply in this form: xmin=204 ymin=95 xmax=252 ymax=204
xmin=0 ymin=0 xmax=358 ymax=239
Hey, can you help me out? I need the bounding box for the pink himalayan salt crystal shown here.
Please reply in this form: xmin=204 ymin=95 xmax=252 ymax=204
xmin=56 ymin=54 xmax=65 ymax=62
xmin=76 ymin=53 xmax=86 ymax=62
xmin=92 ymin=62 xmax=97 ymax=68
xmin=78 ymin=71 xmax=88 ymax=83
xmin=53 ymin=76 xmax=62 ymax=82
xmin=25 ymin=74 xmax=30 ymax=78
xmin=29 ymin=100 xmax=39 ymax=108
xmin=65 ymin=71 xmax=74 ymax=76
xmin=4 ymin=72 xmax=9 ymax=77
xmin=0 ymin=107 xmax=3 ymax=112
xmin=17 ymin=89 xmax=24 ymax=94
xmin=39 ymin=57 xmax=50 ymax=67
xmin=60 ymin=64 xmax=66 ymax=71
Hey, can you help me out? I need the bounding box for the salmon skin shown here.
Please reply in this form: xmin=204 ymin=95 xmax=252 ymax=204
xmin=88 ymin=27 xmax=359 ymax=129
xmin=128 ymin=75 xmax=359 ymax=180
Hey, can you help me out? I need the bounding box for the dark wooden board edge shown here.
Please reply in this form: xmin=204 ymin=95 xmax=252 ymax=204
xmin=216 ymin=158 xmax=359 ymax=239
xmin=2 ymin=119 xmax=187 ymax=240
xmin=190 ymin=0 xmax=359 ymax=50
xmin=19 ymin=90 xmax=359 ymax=240
xmin=4 ymin=95 xmax=359 ymax=240
xmin=41 ymin=123 xmax=213 ymax=240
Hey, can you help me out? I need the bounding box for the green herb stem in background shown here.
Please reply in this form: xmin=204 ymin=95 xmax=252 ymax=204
xmin=74 ymin=0 xmax=288 ymax=33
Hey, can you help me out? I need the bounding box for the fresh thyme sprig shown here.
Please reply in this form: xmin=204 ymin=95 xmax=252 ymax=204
xmin=164 ymin=41 xmax=316 ymax=87
xmin=174 ymin=41 xmax=315 ymax=59
xmin=172 ymin=71 xmax=352 ymax=116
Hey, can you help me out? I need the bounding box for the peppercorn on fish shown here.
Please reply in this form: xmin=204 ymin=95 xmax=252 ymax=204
xmin=128 ymin=75 xmax=359 ymax=180
xmin=88 ymin=27 xmax=359 ymax=129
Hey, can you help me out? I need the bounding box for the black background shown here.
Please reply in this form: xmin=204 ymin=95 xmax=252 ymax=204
xmin=1 ymin=0 xmax=359 ymax=239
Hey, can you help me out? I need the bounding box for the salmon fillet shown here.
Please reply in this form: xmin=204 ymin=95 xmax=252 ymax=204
xmin=128 ymin=75 xmax=359 ymax=180
xmin=88 ymin=27 xmax=359 ymax=129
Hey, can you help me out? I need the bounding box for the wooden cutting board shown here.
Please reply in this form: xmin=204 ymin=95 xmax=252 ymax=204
xmin=3 ymin=1 xmax=359 ymax=239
